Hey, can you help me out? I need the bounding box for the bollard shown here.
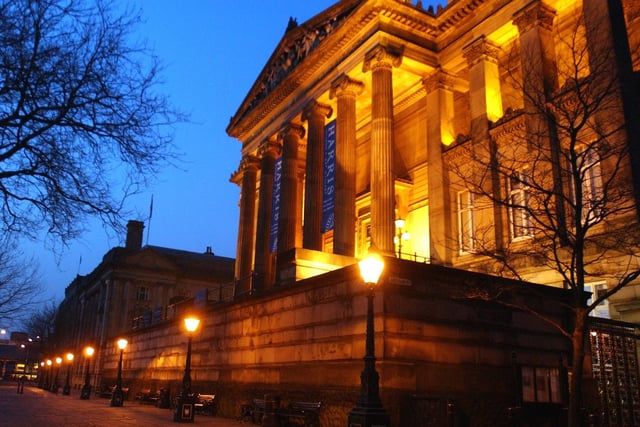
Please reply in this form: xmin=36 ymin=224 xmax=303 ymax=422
xmin=262 ymin=394 xmax=280 ymax=427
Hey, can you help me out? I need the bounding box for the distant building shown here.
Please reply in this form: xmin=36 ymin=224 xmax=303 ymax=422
xmin=53 ymin=220 xmax=234 ymax=391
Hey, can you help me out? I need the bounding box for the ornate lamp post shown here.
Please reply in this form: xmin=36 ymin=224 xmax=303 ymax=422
xmin=394 ymin=218 xmax=410 ymax=258
xmin=80 ymin=346 xmax=94 ymax=400
xmin=52 ymin=356 xmax=62 ymax=393
xmin=110 ymin=338 xmax=128 ymax=407
xmin=38 ymin=361 xmax=45 ymax=388
xmin=44 ymin=359 xmax=52 ymax=390
xmin=347 ymin=254 xmax=390 ymax=427
xmin=62 ymin=352 xmax=74 ymax=395
xmin=173 ymin=316 xmax=200 ymax=423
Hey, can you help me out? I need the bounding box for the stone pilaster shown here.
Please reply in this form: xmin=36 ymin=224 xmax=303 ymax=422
xmin=330 ymin=75 xmax=364 ymax=256
xmin=423 ymin=69 xmax=456 ymax=265
xmin=254 ymin=140 xmax=281 ymax=292
xmin=513 ymin=1 xmax=557 ymax=103
xmin=363 ymin=45 xmax=402 ymax=255
xmin=463 ymin=36 xmax=503 ymax=137
xmin=277 ymin=123 xmax=306 ymax=255
xmin=302 ymin=101 xmax=333 ymax=251
xmin=232 ymin=155 xmax=260 ymax=297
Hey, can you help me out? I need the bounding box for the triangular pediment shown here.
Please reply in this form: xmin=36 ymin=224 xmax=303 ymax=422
xmin=228 ymin=0 xmax=364 ymax=135
xmin=120 ymin=247 xmax=178 ymax=272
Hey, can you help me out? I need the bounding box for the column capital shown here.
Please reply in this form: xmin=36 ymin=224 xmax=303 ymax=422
xmin=240 ymin=154 xmax=260 ymax=172
xmin=462 ymin=36 xmax=501 ymax=68
xmin=422 ymin=67 xmax=457 ymax=94
xmin=513 ymin=1 xmax=556 ymax=33
xmin=302 ymin=100 xmax=333 ymax=122
xmin=330 ymin=74 xmax=365 ymax=99
xmin=363 ymin=44 xmax=403 ymax=73
xmin=278 ymin=122 xmax=306 ymax=142
xmin=230 ymin=155 xmax=260 ymax=184
xmin=258 ymin=140 xmax=282 ymax=158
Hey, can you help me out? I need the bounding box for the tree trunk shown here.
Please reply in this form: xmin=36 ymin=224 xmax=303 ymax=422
xmin=568 ymin=311 xmax=587 ymax=427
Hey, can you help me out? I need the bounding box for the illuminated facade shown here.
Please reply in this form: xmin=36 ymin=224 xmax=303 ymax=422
xmin=227 ymin=0 xmax=640 ymax=323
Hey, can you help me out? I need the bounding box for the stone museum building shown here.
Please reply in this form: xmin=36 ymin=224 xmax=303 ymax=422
xmin=47 ymin=0 xmax=640 ymax=426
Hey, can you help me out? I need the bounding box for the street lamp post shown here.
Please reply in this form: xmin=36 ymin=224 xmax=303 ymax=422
xmin=394 ymin=218 xmax=410 ymax=259
xmin=44 ymin=359 xmax=52 ymax=390
xmin=52 ymin=357 xmax=62 ymax=393
xmin=173 ymin=316 xmax=200 ymax=423
xmin=80 ymin=346 xmax=94 ymax=400
xmin=110 ymin=338 xmax=128 ymax=407
xmin=347 ymin=254 xmax=390 ymax=427
xmin=62 ymin=352 xmax=74 ymax=395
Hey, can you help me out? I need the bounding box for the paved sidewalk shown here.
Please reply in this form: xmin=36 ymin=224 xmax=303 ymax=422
xmin=0 ymin=382 xmax=250 ymax=426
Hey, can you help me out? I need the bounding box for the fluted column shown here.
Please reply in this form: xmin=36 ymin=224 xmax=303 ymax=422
xmin=363 ymin=45 xmax=402 ymax=255
xmin=277 ymin=123 xmax=306 ymax=254
xmin=423 ymin=69 xmax=455 ymax=265
xmin=254 ymin=140 xmax=281 ymax=292
xmin=330 ymin=75 xmax=364 ymax=256
xmin=302 ymin=101 xmax=333 ymax=251
xmin=232 ymin=155 xmax=260 ymax=297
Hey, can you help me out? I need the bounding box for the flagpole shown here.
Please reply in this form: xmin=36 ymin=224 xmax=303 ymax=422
xmin=146 ymin=194 xmax=153 ymax=246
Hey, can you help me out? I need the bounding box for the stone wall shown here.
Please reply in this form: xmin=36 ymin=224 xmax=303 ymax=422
xmin=101 ymin=258 xmax=574 ymax=426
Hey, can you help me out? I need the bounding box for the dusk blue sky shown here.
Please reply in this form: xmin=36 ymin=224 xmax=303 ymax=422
xmin=20 ymin=0 xmax=442 ymax=313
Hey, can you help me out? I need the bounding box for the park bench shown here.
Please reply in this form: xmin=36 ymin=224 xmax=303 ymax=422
xmin=134 ymin=388 xmax=160 ymax=404
xmin=193 ymin=393 xmax=216 ymax=415
xmin=241 ymin=398 xmax=321 ymax=426
xmin=281 ymin=401 xmax=322 ymax=427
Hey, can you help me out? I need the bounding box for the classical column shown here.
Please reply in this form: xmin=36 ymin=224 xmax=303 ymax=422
xmin=423 ymin=69 xmax=455 ymax=265
xmin=232 ymin=155 xmax=260 ymax=297
xmin=254 ymin=140 xmax=281 ymax=292
xmin=301 ymin=101 xmax=332 ymax=251
xmin=363 ymin=45 xmax=402 ymax=255
xmin=277 ymin=123 xmax=306 ymax=254
xmin=330 ymin=75 xmax=364 ymax=256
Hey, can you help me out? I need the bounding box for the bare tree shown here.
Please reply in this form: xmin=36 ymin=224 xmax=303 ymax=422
xmin=447 ymin=4 xmax=639 ymax=426
xmin=0 ymin=0 xmax=182 ymax=245
xmin=0 ymin=236 xmax=45 ymax=326
xmin=22 ymin=300 xmax=58 ymax=341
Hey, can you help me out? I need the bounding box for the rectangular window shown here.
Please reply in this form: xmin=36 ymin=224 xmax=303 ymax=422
xmin=580 ymin=149 xmax=603 ymax=222
xmin=457 ymin=190 xmax=475 ymax=253
xmin=136 ymin=286 xmax=149 ymax=302
xmin=586 ymin=282 xmax=610 ymax=318
xmin=509 ymin=171 xmax=532 ymax=240
xmin=521 ymin=366 xmax=563 ymax=404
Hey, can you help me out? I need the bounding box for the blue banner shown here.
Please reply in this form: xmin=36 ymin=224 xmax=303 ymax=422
xmin=270 ymin=157 xmax=283 ymax=252
xmin=322 ymin=120 xmax=336 ymax=232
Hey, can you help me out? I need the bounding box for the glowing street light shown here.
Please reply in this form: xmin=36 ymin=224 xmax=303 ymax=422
xmin=110 ymin=338 xmax=128 ymax=407
xmin=80 ymin=346 xmax=95 ymax=400
xmin=173 ymin=316 xmax=201 ymax=422
xmin=347 ymin=253 xmax=390 ymax=427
